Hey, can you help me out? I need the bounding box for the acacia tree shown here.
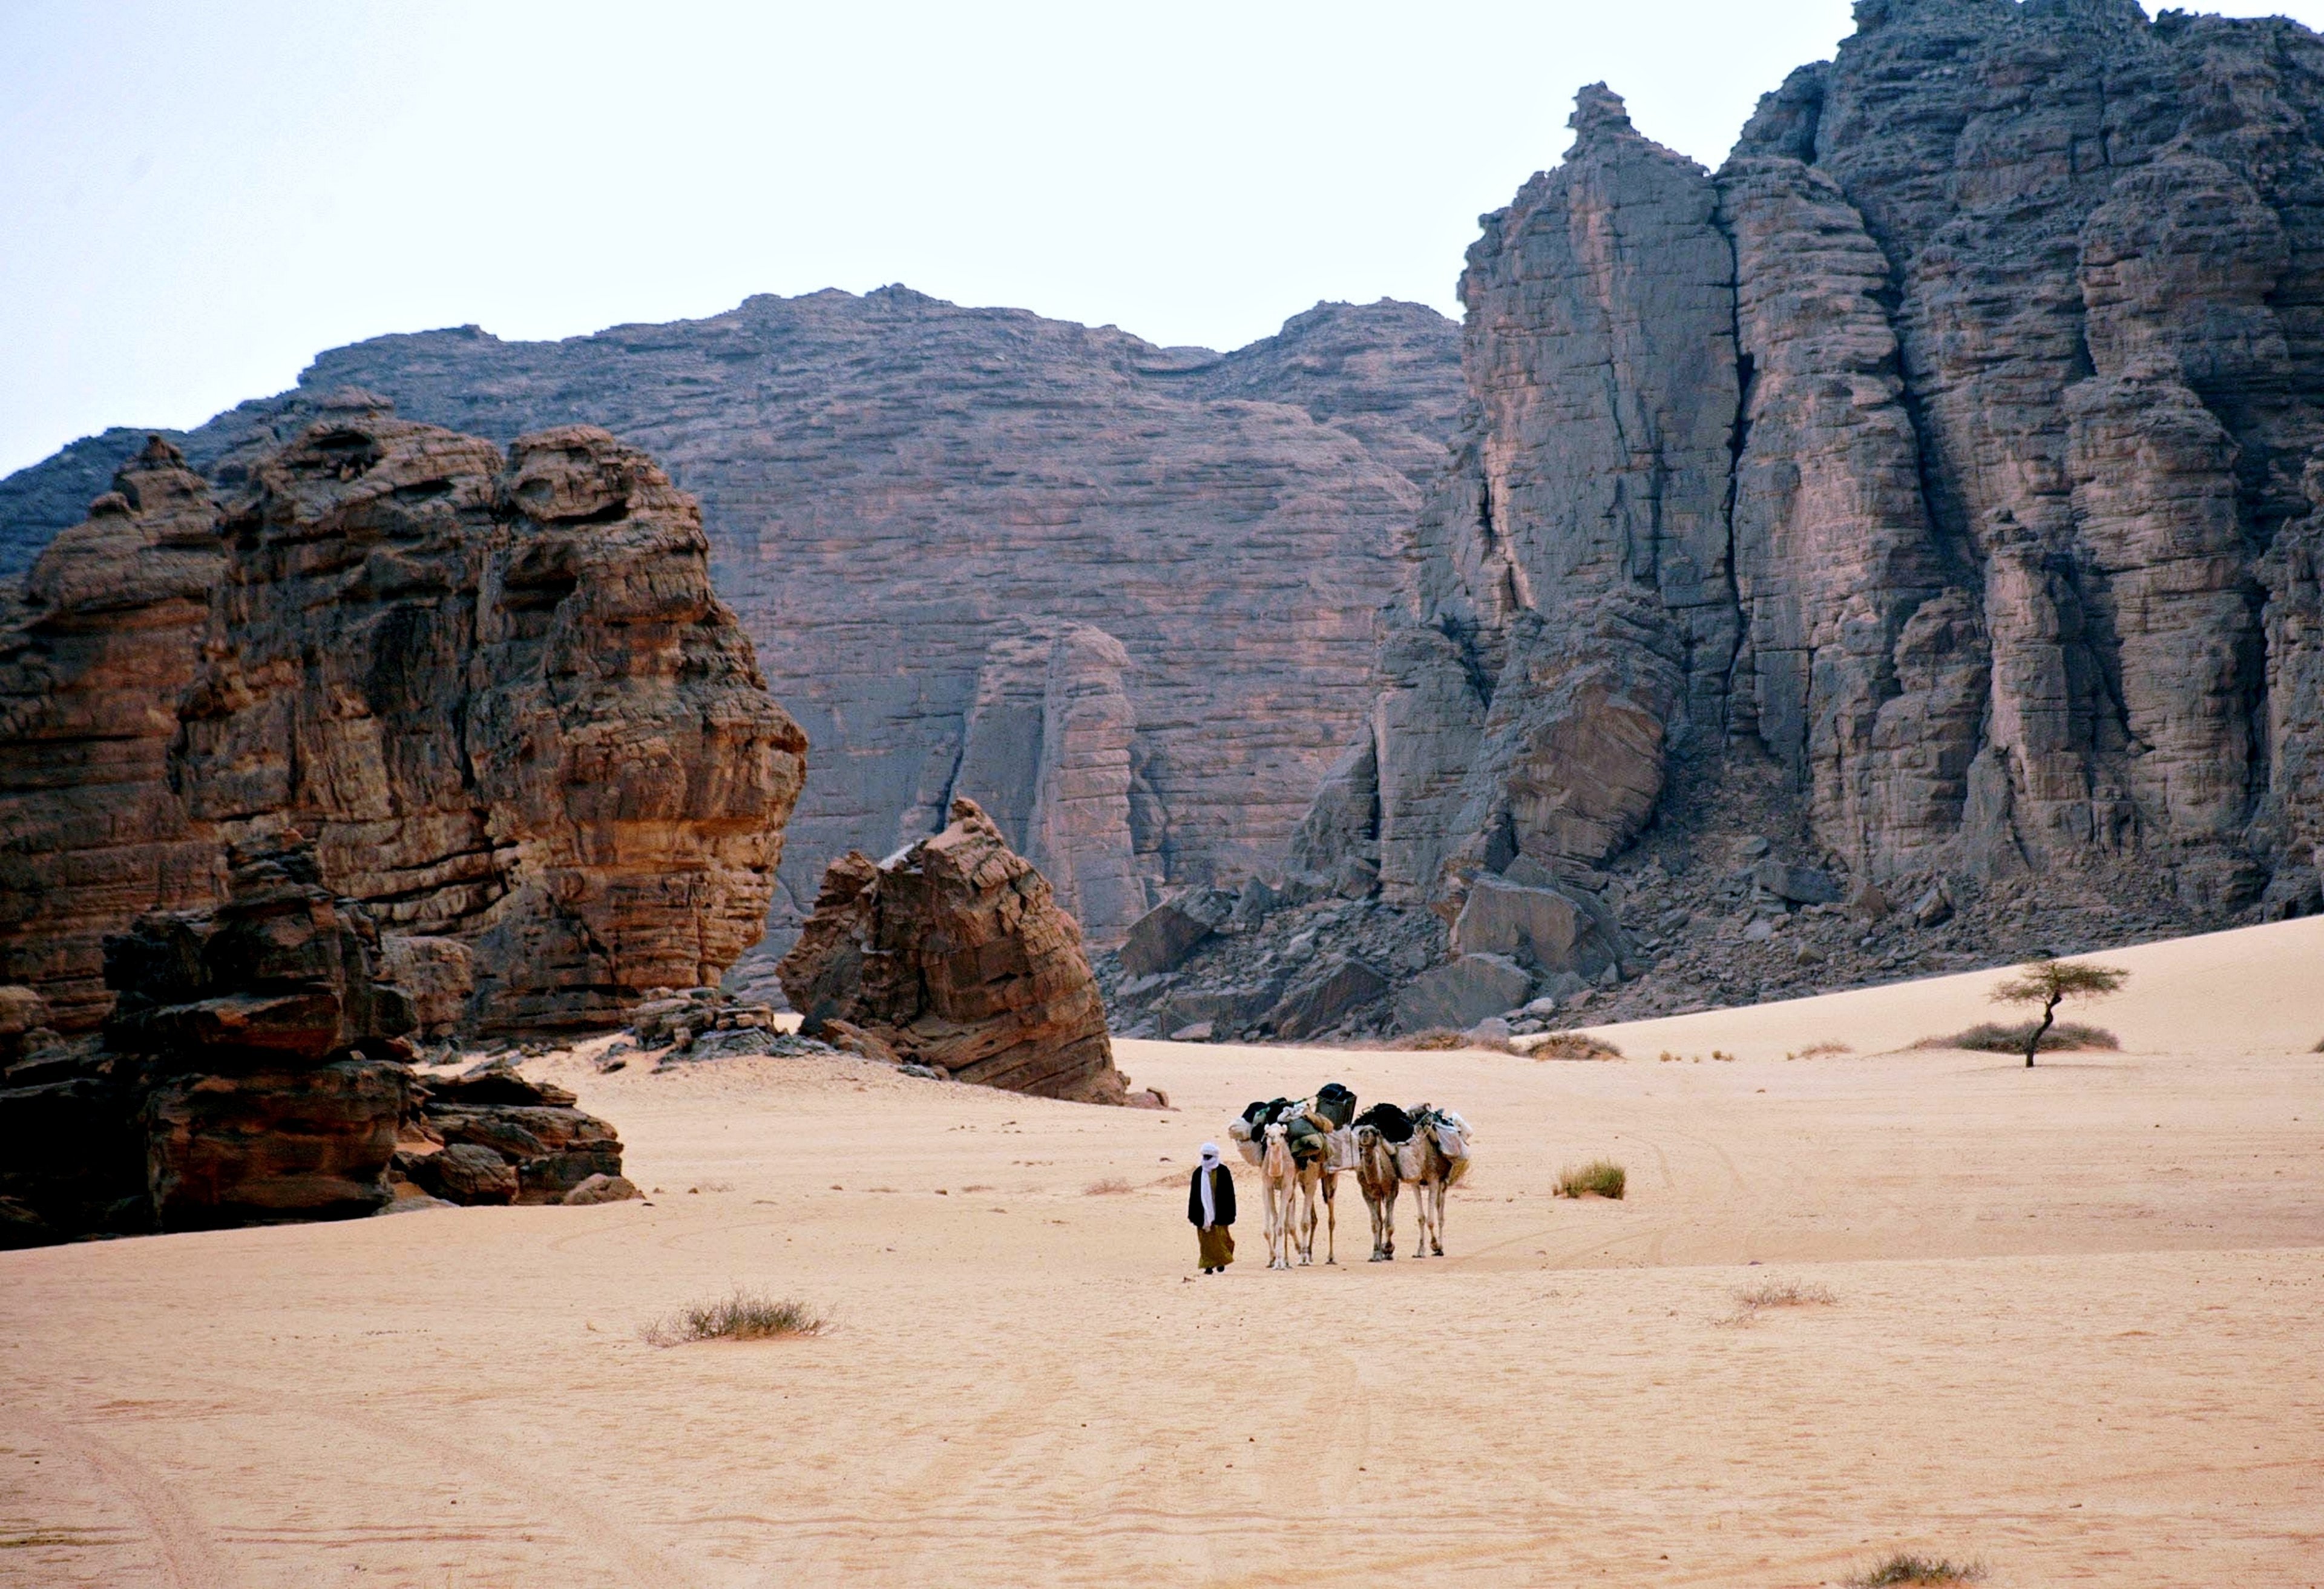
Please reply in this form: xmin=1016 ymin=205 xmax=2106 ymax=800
xmin=1989 ymin=959 xmax=2129 ymax=1067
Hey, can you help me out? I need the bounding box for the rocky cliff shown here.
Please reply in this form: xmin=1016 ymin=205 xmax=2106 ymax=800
xmin=0 ymin=410 xmax=805 ymax=1034
xmin=1127 ymin=0 xmax=2324 ymax=1040
xmin=0 ymin=292 xmax=1462 ymax=952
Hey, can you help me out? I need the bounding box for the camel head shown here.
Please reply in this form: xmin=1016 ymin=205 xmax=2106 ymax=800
xmin=1261 ymin=1122 xmax=1296 ymax=1179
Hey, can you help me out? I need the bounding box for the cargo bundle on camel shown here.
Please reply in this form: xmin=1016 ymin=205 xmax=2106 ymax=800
xmin=1226 ymin=1083 xmax=1471 ymax=1269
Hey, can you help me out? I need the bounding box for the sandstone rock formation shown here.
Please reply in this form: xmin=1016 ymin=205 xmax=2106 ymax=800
xmin=399 ymin=1059 xmax=623 ymax=1206
xmin=776 ymin=798 xmax=1128 ymax=1102
xmin=0 ymin=438 xmax=225 ymax=1030
xmin=0 ymin=835 xmax=634 ymax=1244
xmin=1276 ymin=6 xmax=2324 ymax=1024
xmin=0 ymin=408 xmax=806 ymax=1035
xmin=103 ymin=836 xmax=418 ymax=1232
xmin=2 ymin=294 xmax=1462 ymax=950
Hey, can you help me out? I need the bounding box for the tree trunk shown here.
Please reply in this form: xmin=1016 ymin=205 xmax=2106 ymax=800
xmin=2026 ymin=996 xmax=2058 ymax=1068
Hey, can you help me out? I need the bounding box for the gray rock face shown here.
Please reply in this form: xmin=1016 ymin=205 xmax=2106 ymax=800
xmin=4 ymin=293 xmax=1462 ymax=952
xmin=1296 ymin=5 xmax=2324 ymax=948
xmin=1264 ymin=958 xmax=1390 ymax=1041
xmin=1448 ymin=875 xmax=1623 ymax=979
xmin=1115 ymin=889 xmax=1235 ymax=979
xmin=1393 ymin=954 xmax=1534 ymax=1034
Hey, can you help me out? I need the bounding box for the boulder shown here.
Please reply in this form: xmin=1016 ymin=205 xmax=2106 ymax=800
xmin=415 ymin=1058 xmax=623 ymax=1206
xmin=1117 ymin=889 xmax=1234 ymax=978
xmin=1753 ymin=861 xmax=1842 ymax=905
xmin=1229 ymin=875 xmax=1283 ymax=933
xmin=562 ymin=1172 xmax=640 ymax=1205
xmin=1393 ymin=955 xmax=1535 ymax=1033
xmin=1912 ymin=884 xmax=1954 ymax=929
xmin=1449 ymin=874 xmax=1624 ymax=976
xmin=143 ymin=1059 xmax=413 ymax=1230
xmin=1153 ymin=984 xmax=1278 ymax=1037
xmin=104 ymin=834 xmax=422 ymax=1232
xmin=776 ymin=798 xmax=1130 ymax=1103
xmin=1265 ymin=958 xmax=1390 ymax=1041
xmin=408 ymin=1142 xmax=518 ymax=1206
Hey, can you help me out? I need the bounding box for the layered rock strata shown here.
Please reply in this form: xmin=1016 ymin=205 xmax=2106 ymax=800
xmin=776 ymin=798 xmax=1130 ymax=1102
xmin=2 ymin=294 xmax=1462 ymax=950
xmin=396 ymin=1059 xmax=623 ymax=1206
xmin=0 ymin=410 xmax=806 ymax=1035
xmin=0 ymin=439 xmax=226 ymax=1030
xmin=103 ymin=837 xmax=418 ymax=1232
xmin=0 ymin=837 xmax=632 ymax=1244
xmin=1285 ymin=5 xmax=2324 ymax=1018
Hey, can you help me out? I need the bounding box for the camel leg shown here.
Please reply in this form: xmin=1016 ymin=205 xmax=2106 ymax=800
xmin=1322 ymin=1171 xmax=1338 ymax=1266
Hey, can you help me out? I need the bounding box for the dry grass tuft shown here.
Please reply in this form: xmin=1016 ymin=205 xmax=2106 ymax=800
xmin=1528 ymin=1031 xmax=1623 ymax=1061
xmin=1721 ymin=1276 xmax=1837 ymax=1327
xmin=643 ymin=1291 xmax=824 ymax=1346
xmin=1554 ymin=1159 xmax=1626 ymax=1199
xmin=1399 ymin=1027 xmax=1520 ymax=1054
xmin=2313 ymin=1036 xmax=2324 ymax=1054
xmin=1083 ymin=1177 xmax=1134 ymax=1196
xmin=1788 ymin=1040 xmax=1853 ymax=1059
xmin=1847 ymin=1553 xmax=1984 ymax=1586
xmin=1914 ymin=1021 xmax=2118 ymax=1054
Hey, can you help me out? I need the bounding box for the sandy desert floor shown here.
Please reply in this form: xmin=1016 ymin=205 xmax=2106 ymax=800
xmin=3 ymin=916 xmax=2320 ymax=1587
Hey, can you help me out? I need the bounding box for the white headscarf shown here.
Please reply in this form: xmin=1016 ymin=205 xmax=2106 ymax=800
xmin=1196 ymin=1142 xmax=1221 ymax=1226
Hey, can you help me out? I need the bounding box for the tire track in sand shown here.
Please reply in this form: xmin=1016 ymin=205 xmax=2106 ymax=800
xmin=6 ymin=1400 xmax=232 ymax=1589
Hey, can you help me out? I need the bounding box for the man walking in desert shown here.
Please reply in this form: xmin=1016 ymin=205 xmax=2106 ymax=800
xmin=1189 ymin=1142 xmax=1236 ymax=1273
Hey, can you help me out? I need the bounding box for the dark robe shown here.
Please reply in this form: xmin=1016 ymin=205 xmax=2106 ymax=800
xmin=1187 ymin=1162 xmax=1236 ymax=1226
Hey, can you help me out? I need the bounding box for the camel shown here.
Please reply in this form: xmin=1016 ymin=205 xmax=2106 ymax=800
xmin=1240 ymin=1088 xmax=1354 ymax=1269
xmin=1353 ymin=1102 xmax=1470 ymax=1258
xmin=1258 ymin=1122 xmax=1305 ymax=1270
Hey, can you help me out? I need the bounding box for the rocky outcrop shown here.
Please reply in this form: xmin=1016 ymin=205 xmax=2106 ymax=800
xmin=0 ymin=836 xmax=634 ymax=1243
xmin=0 ymin=438 xmax=225 ymax=1030
xmin=776 ymin=798 xmax=1128 ymax=1102
xmin=0 ymin=409 xmax=806 ymax=1035
xmin=2 ymin=294 xmax=1462 ymax=952
xmin=1284 ymin=5 xmax=2324 ymax=1022
xmin=399 ymin=1059 xmax=623 ymax=1206
xmin=103 ymin=836 xmax=418 ymax=1232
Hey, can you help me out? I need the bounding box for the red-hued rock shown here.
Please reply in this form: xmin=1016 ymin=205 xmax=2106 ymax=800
xmin=778 ymin=798 xmax=1127 ymax=1103
xmin=0 ymin=409 xmax=806 ymax=1038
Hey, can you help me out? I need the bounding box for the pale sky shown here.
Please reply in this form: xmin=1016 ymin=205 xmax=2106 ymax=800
xmin=6 ymin=1 xmax=2324 ymax=475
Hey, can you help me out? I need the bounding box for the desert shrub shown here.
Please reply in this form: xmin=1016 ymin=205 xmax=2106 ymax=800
xmin=1848 ymin=1554 xmax=1983 ymax=1587
xmin=2313 ymin=1036 xmax=2323 ymax=1054
xmin=1399 ymin=1028 xmax=1465 ymax=1050
xmin=1083 ymin=1177 xmax=1133 ymax=1195
xmin=1555 ymin=1159 xmax=1626 ymax=1199
xmin=1915 ymin=1021 xmax=2118 ymax=1054
xmin=1724 ymin=1278 xmax=1837 ymax=1326
xmin=1527 ymin=1031 xmax=1622 ymax=1061
xmin=643 ymin=1291 xmax=824 ymax=1346
xmin=1788 ymin=1041 xmax=1853 ymax=1059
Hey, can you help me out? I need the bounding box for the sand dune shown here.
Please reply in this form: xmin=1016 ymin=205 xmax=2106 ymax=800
xmin=3 ymin=919 xmax=2320 ymax=1586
